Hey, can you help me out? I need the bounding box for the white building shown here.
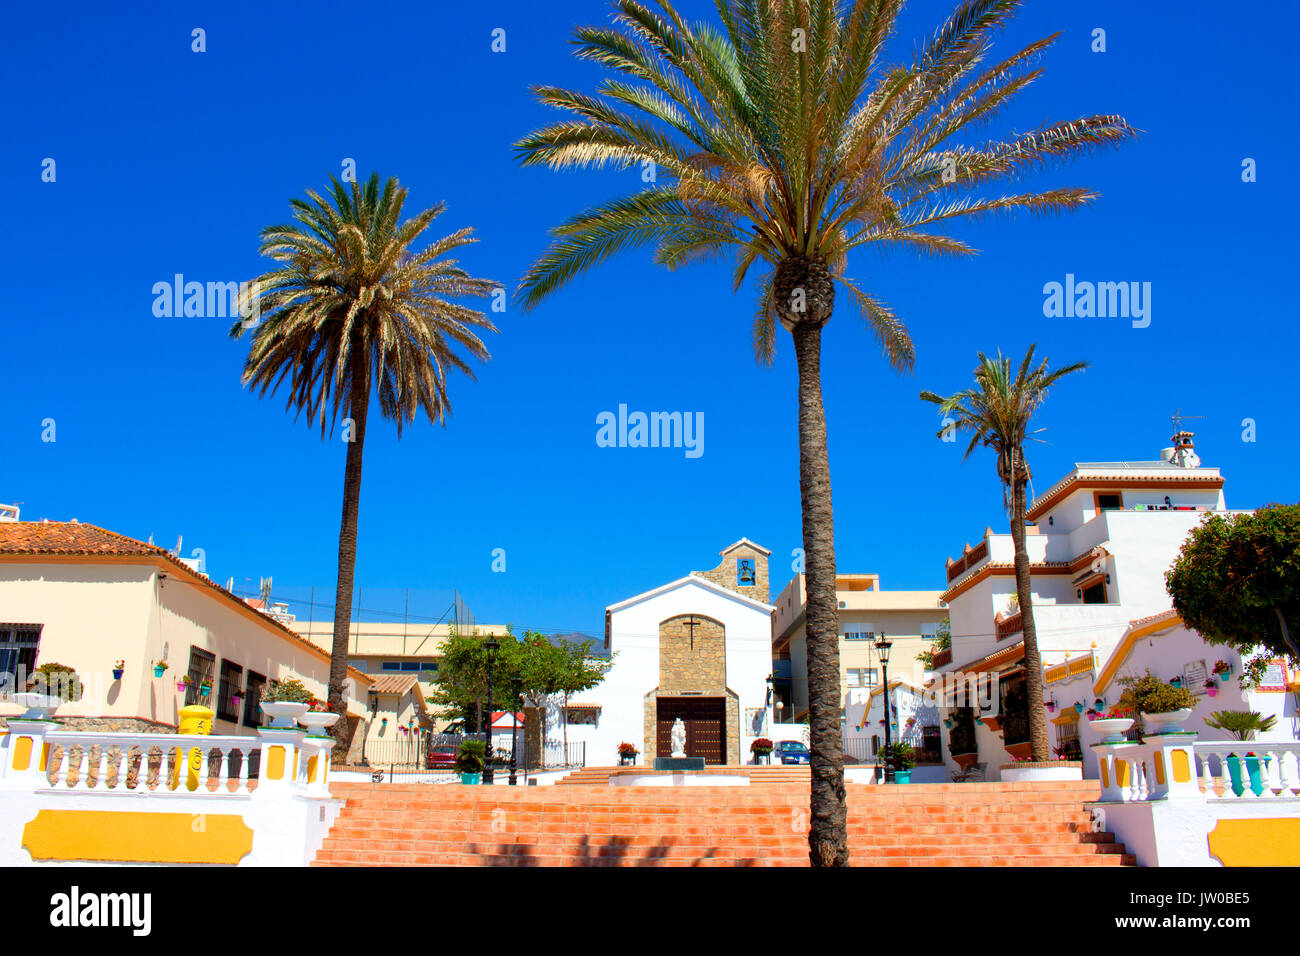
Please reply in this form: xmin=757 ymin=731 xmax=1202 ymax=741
xmin=581 ymin=540 xmax=776 ymax=767
xmin=933 ymin=430 xmax=1260 ymax=779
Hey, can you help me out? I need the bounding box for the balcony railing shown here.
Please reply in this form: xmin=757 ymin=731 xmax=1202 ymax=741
xmin=946 ymin=541 xmax=989 ymax=582
xmin=931 ymin=646 xmax=953 ymax=669
xmin=40 ymin=732 xmax=263 ymax=794
xmin=996 ymin=610 xmax=1023 ymax=641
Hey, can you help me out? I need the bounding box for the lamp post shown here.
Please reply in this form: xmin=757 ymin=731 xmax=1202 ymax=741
xmin=874 ymin=636 xmax=893 ymax=783
xmin=509 ymin=677 xmax=522 ymax=786
xmin=484 ymin=637 xmax=500 ymax=785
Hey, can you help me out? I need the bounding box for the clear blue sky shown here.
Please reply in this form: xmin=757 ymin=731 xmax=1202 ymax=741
xmin=4 ymin=0 xmax=1297 ymax=638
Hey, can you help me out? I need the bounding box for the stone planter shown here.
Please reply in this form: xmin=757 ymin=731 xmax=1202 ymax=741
xmin=261 ymin=701 xmax=311 ymax=729
xmin=1088 ymin=717 xmax=1134 ymax=744
xmin=1141 ymin=708 xmax=1194 ymax=735
xmin=298 ymin=712 xmax=339 ymax=737
xmin=11 ymin=693 xmax=61 ymax=720
xmin=999 ymin=761 xmax=1083 ymax=782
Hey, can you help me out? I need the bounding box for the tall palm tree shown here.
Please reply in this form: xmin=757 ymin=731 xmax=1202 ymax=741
xmin=514 ymin=0 xmax=1133 ymax=865
xmin=920 ymin=345 xmax=1087 ymax=762
xmin=231 ymin=173 xmax=498 ymax=756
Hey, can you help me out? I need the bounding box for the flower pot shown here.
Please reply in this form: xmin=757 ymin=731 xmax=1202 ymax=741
xmin=1088 ymin=717 xmax=1134 ymax=744
xmin=1169 ymin=678 xmax=1183 ymax=689
xmin=1206 ymin=686 xmax=1218 ymax=698
xmin=298 ymin=712 xmax=340 ymax=737
xmin=1000 ymin=761 xmax=1084 ymax=782
xmin=260 ymin=701 xmax=310 ymax=729
xmin=1141 ymin=708 xmax=1193 ymax=735
xmin=893 ymin=771 xmax=912 ymax=784
xmin=112 ymin=668 xmax=124 ymax=681
xmin=460 ymin=772 xmax=482 ymax=785
xmin=176 ymin=680 xmax=189 ymax=692
xmin=154 ymin=665 xmax=167 ymax=678
xmin=12 ymin=692 xmax=61 ymax=720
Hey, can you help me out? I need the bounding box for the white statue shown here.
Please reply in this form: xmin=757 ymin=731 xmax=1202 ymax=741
xmin=670 ymin=718 xmax=687 ymax=758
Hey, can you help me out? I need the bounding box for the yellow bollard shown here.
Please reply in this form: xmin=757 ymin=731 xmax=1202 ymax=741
xmin=175 ymin=705 xmax=214 ymax=792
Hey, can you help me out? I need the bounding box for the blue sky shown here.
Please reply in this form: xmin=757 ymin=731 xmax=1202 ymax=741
xmin=4 ymin=0 xmax=1297 ymax=638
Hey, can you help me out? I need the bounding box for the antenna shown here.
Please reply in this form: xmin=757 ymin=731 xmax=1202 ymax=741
xmin=225 ymin=577 xmax=235 ymax=592
xmin=1170 ymin=408 xmax=1205 ymax=435
xmin=259 ymin=576 xmax=273 ymax=604
xmin=173 ymin=534 xmax=183 ymax=556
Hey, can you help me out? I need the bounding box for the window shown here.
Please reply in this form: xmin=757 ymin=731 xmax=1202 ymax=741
xmin=844 ymin=630 xmax=875 ymax=642
xmin=0 ymin=624 xmax=41 ymax=691
xmin=243 ymin=672 xmax=266 ymax=728
xmin=1082 ymin=580 xmax=1107 ymax=605
xmin=566 ymin=708 xmax=598 ymax=726
xmin=847 ymin=668 xmax=878 ymax=688
xmin=185 ymin=647 xmax=216 ymax=707
xmin=216 ymin=659 xmax=244 ymax=722
xmin=920 ymin=622 xmax=941 ymax=642
xmin=1094 ymin=492 xmax=1122 ymax=513
xmin=381 ymin=660 xmax=438 ymax=673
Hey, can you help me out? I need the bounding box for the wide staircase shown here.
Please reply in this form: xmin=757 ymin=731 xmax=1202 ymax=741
xmin=314 ymin=778 xmax=1134 ymax=867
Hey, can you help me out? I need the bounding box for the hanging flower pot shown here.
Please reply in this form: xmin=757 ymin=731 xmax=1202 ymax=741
xmin=231 ymin=693 xmax=244 ymax=708
xmin=1169 ymin=677 xmax=1183 ymax=689
xmin=112 ymin=660 xmax=125 ymax=680
xmin=943 ymin=718 xmax=953 ymax=729
xmin=176 ymin=678 xmax=189 ymax=692
xmin=154 ymin=661 xmax=168 ymax=678
xmin=1074 ymin=702 xmax=1084 ymax=713
xmin=1205 ymin=681 xmax=1218 ymax=698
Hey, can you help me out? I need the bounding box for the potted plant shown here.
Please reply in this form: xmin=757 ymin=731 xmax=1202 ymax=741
xmin=878 ymin=743 xmax=915 ymax=784
xmin=199 ymin=678 xmax=213 ymax=697
xmin=112 ymin=660 xmax=125 ymax=680
xmin=231 ymin=691 xmax=244 ymax=709
xmin=259 ymin=676 xmax=315 ymax=728
xmin=1204 ymin=679 xmax=1218 ymax=698
xmin=1117 ymin=672 xmax=1197 ymax=735
xmin=1088 ymin=708 xmax=1134 ymax=744
xmin=617 ymin=742 xmax=639 ymax=766
xmin=153 ymin=660 xmax=168 ymax=678
xmin=1213 ymin=660 xmax=1232 ymax=678
xmin=750 ymin=737 xmax=774 ymax=765
xmin=1169 ymin=676 xmax=1184 ymax=690
xmin=456 ymin=740 xmax=486 ymax=784
xmin=176 ymin=675 xmax=190 ymax=692
xmin=1203 ymin=711 xmax=1278 ymax=797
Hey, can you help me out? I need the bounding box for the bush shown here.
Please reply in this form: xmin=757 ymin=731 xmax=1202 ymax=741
xmin=1204 ymin=710 xmax=1277 ymax=741
xmin=261 ymin=676 xmax=315 ymax=704
xmin=28 ymin=662 xmax=83 ymax=702
xmin=455 ymin=740 xmax=486 ymax=774
xmin=1117 ymin=671 xmax=1196 ymax=715
xmin=878 ymin=742 xmax=916 ymax=771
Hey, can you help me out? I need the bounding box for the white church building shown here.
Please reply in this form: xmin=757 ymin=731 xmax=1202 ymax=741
xmin=577 ymin=539 xmax=776 ymax=766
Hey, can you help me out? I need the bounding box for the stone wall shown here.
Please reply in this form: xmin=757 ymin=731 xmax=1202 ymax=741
xmin=642 ymin=614 xmax=742 ymax=764
xmin=695 ymin=542 xmax=770 ymax=605
xmin=0 ymin=715 xmax=175 ymax=733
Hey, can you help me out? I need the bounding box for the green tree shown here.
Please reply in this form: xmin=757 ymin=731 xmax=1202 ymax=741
xmin=231 ymin=173 xmax=498 ymax=757
xmin=514 ymin=0 xmax=1132 ymax=866
xmin=1165 ymin=503 xmax=1300 ymax=663
xmin=921 ymin=345 xmax=1087 ymax=761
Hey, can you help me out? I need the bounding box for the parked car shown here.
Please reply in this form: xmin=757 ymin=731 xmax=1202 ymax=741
xmin=776 ymin=740 xmax=810 ymax=765
xmin=427 ymin=744 xmax=459 ymax=769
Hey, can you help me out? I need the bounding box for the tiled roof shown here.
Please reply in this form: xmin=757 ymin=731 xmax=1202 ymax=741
xmin=369 ymin=674 xmax=419 ymax=695
xmin=0 ymin=520 xmax=372 ymax=687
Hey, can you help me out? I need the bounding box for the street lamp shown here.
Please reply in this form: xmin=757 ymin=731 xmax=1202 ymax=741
xmin=484 ymin=637 xmax=500 ymax=785
xmin=874 ymin=635 xmax=893 ymax=783
xmin=509 ymin=677 xmax=522 ymax=786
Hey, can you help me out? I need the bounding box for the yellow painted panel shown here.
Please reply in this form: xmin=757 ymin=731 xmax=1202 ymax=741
xmin=22 ymin=811 xmax=253 ymax=864
xmin=12 ymin=736 xmax=31 ymax=772
xmin=1154 ymin=753 xmax=1166 ymax=786
xmin=1100 ymin=762 xmax=1110 ymax=788
xmin=1172 ymin=750 xmax=1192 ymax=784
xmin=307 ymin=754 xmax=319 ymax=783
xmin=266 ymin=745 xmax=284 ymax=781
xmin=1116 ymin=761 xmax=1130 ymax=789
xmin=1208 ymin=820 xmax=1300 ymax=866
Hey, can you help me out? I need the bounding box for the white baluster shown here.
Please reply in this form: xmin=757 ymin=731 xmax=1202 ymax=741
xmin=235 ymin=746 xmax=252 ymax=794
xmin=1281 ymin=749 xmax=1299 ymax=798
xmin=1127 ymin=759 xmax=1141 ymax=802
xmin=1200 ymin=751 xmax=1214 ymax=796
xmin=111 ymin=746 xmax=127 ymax=790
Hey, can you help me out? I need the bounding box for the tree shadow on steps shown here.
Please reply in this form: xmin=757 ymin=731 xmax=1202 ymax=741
xmin=470 ymin=834 xmax=755 ymax=867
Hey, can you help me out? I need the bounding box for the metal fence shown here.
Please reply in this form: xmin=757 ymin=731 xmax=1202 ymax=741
xmin=358 ymin=734 xmax=584 ymax=783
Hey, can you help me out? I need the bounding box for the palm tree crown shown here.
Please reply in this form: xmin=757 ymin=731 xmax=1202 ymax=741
xmin=232 ymin=173 xmax=498 ymax=432
xmin=516 ymin=0 xmax=1135 ymax=363
xmin=920 ymin=345 xmax=1087 ymax=507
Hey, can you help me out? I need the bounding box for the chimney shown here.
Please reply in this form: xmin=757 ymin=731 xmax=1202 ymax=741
xmin=1169 ymin=430 xmax=1201 ymax=468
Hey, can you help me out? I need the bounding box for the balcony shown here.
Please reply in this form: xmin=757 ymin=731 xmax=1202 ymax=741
xmin=931 ymin=646 xmax=952 ymax=669
xmin=945 ymin=540 xmax=989 ymax=583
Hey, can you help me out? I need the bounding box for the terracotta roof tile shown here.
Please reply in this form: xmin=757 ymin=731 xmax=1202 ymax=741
xmin=369 ymin=674 xmax=420 ymax=695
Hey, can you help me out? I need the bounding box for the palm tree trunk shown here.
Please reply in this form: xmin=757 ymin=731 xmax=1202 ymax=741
xmin=791 ymin=321 xmax=847 ymax=867
xmin=327 ymin=379 xmax=369 ymax=760
xmin=1009 ymin=459 xmax=1049 ymax=761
